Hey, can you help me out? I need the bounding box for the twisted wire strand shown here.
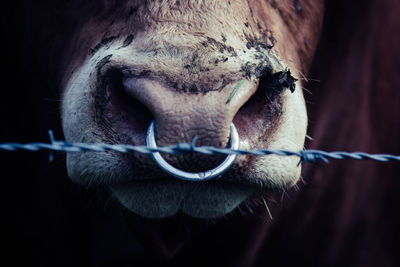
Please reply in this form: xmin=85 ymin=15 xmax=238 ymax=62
xmin=0 ymin=131 xmax=399 ymax=164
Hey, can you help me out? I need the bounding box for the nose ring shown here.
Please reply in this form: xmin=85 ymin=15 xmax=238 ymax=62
xmin=146 ymin=120 xmax=239 ymax=181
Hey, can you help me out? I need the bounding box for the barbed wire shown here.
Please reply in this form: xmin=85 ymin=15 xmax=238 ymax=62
xmin=0 ymin=130 xmax=399 ymax=164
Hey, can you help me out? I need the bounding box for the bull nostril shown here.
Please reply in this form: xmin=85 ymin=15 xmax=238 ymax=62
xmin=100 ymin=69 xmax=153 ymax=143
xmin=237 ymin=83 xmax=267 ymax=116
xmin=233 ymin=76 xmax=284 ymax=140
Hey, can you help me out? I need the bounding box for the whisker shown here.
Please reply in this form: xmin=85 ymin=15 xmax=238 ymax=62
xmin=301 ymin=86 xmax=312 ymax=95
xmin=262 ymin=196 xmax=273 ymax=220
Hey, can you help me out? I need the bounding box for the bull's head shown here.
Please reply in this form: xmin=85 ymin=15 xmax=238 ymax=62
xmin=61 ymin=0 xmax=324 ymax=218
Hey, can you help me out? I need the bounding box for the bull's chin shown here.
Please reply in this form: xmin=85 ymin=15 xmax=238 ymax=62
xmin=110 ymin=180 xmax=255 ymax=219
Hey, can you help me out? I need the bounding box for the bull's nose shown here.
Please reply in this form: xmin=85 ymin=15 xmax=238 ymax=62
xmin=122 ymin=77 xmax=257 ymax=171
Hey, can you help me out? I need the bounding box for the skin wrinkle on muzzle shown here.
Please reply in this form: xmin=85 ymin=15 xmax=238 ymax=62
xmin=61 ymin=0 xmax=323 ymax=218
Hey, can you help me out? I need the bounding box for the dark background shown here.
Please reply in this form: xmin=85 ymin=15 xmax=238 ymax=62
xmin=0 ymin=0 xmax=399 ymax=266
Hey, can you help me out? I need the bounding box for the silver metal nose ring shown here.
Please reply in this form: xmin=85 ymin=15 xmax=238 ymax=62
xmin=146 ymin=120 xmax=239 ymax=181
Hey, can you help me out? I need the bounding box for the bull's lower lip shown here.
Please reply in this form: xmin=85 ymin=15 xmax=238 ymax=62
xmin=109 ymin=168 xmax=275 ymax=189
xmin=110 ymin=179 xmax=256 ymax=219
